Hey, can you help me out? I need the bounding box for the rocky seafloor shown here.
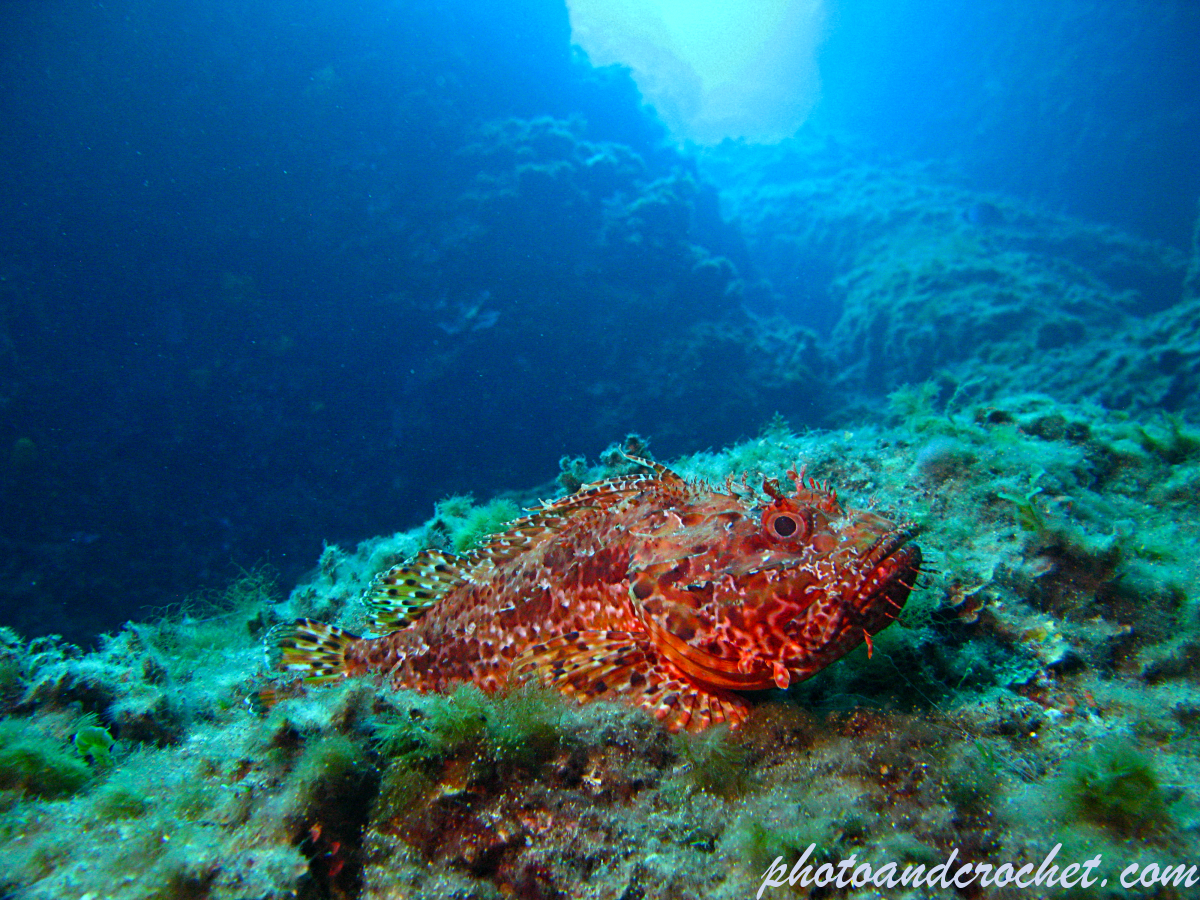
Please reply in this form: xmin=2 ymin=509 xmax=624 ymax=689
xmin=3 ymin=390 xmax=1200 ymax=899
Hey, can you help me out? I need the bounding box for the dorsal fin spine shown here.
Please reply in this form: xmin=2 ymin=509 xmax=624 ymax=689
xmin=362 ymin=456 xmax=682 ymax=634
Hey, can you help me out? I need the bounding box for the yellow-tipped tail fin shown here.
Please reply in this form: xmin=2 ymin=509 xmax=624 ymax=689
xmin=275 ymin=618 xmax=361 ymax=684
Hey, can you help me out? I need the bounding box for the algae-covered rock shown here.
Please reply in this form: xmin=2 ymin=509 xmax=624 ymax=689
xmin=1058 ymin=737 xmax=1174 ymax=838
xmin=3 ymin=400 xmax=1200 ymax=898
xmin=700 ymin=135 xmax=1193 ymax=420
xmin=0 ymin=719 xmax=92 ymax=800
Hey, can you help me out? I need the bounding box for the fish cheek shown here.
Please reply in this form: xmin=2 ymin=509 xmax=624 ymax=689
xmin=774 ymin=570 xmax=822 ymax=610
xmin=640 ymin=591 xmax=705 ymax=642
xmin=631 ymin=572 xmax=654 ymax=601
xmin=788 ymin=603 xmax=842 ymax=653
xmin=810 ymin=532 xmax=839 ymax=555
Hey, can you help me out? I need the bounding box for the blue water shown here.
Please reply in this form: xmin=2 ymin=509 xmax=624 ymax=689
xmin=0 ymin=0 xmax=1196 ymax=642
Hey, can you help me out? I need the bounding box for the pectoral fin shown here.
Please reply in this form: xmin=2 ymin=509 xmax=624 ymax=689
xmin=513 ymin=629 xmax=749 ymax=732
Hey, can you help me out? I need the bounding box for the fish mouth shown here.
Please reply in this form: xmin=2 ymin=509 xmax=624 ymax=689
xmin=851 ymin=525 xmax=922 ymax=625
xmin=640 ymin=526 xmax=923 ymax=694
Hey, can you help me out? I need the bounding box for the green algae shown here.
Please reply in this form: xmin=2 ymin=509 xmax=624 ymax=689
xmin=997 ymin=471 xmax=1049 ymax=533
xmin=431 ymin=494 xmax=521 ymax=553
xmin=92 ymin=777 xmax=152 ymax=820
xmin=1132 ymin=415 xmax=1200 ymax=464
xmin=4 ymin=396 xmax=1200 ymax=898
xmin=944 ymin=740 xmax=1004 ymax=815
xmin=0 ymin=719 xmax=92 ymax=800
xmin=372 ymin=681 xmax=572 ymax=771
xmin=372 ymin=759 xmax=436 ymax=822
xmin=484 ymin=683 xmax=572 ymax=767
xmin=1059 ymin=738 xmax=1174 ymax=838
xmin=673 ymin=725 xmax=756 ymax=799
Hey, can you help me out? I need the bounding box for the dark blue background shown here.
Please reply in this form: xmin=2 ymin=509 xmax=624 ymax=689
xmin=1 ymin=0 xmax=1196 ymax=641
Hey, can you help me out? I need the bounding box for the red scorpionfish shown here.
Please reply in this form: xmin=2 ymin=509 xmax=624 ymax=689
xmin=276 ymin=456 xmax=922 ymax=731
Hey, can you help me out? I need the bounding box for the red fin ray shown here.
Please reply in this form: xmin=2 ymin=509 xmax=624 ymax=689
xmin=512 ymin=629 xmax=749 ymax=732
xmin=418 ymin=458 xmax=687 ymax=593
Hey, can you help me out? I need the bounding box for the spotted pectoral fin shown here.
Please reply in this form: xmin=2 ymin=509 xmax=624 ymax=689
xmin=512 ymin=629 xmax=749 ymax=733
xmin=363 ymin=550 xmax=466 ymax=633
xmin=512 ymin=630 xmax=647 ymax=699
xmin=274 ymin=618 xmax=362 ymax=684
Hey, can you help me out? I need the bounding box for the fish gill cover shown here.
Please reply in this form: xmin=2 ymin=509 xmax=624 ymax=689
xmin=1 ymin=0 xmax=1199 ymax=898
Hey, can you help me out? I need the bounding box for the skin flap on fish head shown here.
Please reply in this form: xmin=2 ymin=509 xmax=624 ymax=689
xmin=626 ymin=470 xmax=922 ymax=694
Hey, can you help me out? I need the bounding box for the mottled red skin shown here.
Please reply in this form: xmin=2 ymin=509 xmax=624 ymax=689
xmin=290 ymin=465 xmax=921 ymax=731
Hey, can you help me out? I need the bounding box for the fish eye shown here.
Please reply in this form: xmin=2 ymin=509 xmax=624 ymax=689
xmin=763 ymin=508 xmax=811 ymax=542
xmin=772 ymin=515 xmax=799 ymax=537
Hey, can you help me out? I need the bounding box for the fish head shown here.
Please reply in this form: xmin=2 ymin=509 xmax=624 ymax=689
xmin=628 ymin=472 xmax=921 ymax=693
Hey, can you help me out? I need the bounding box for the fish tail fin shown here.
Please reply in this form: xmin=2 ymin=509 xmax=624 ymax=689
xmin=274 ymin=618 xmax=362 ymax=684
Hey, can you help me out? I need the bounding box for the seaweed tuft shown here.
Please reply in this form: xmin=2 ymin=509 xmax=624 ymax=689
xmin=674 ymin=724 xmax=756 ymax=798
xmin=1058 ymin=737 xmax=1173 ymax=838
xmin=0 ymin=719 xmax=93 ymax=800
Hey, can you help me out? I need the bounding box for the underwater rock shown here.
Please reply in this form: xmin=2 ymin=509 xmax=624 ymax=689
xmin=699 ymin=136 xmax=1190 ymax=418
xmin=3 ymin=402 xmax=1200 ymax=898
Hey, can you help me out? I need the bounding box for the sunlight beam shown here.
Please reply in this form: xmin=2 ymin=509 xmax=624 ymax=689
xmin=568 ymin=0 xmax=827 ymax=144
